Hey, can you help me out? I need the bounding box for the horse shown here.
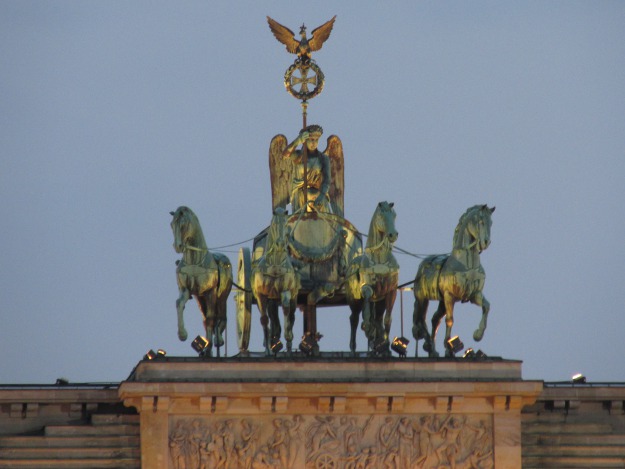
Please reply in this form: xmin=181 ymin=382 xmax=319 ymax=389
xmin=251 ymin=207 xmax=301 ymax=356
xmin=412 ymin=204 xmax=495 ymax=357
xmin=345 ymin=201 xmax=399 ymax=356
xmin=170 ymin=206 xmax=233 ymax=357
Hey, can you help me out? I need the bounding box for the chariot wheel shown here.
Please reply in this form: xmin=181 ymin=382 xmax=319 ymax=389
xmin=314 ymin=453 xmax=337 ymax=469
xmin=236 ymin=247 xmax=252 ymax=354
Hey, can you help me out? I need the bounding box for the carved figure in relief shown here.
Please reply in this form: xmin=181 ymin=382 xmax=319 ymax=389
xmin=397 ymin=417 xmax=418 ymax=467
xmin=237 ymin=419 xmax=260 ymax=469
xmin=252 ymin=445 xmax=276 ymax=469
xmin=436 ymin=415 xmax=464 ymax=469
xmin=169 ymin=421 xmax=188 ymax=469
xmin=168 ymin=415 xmax=493 ymax=469
xmin=307 ymin=415 xmax=339 ymax=453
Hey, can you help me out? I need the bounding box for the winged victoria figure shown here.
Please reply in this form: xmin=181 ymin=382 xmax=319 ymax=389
xmin=267 ymin=15 xmax=336 ymax=64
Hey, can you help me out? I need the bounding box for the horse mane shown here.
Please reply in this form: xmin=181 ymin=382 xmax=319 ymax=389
xmin=452 ymin=205 xmax=486 ymax=249
xmin=366 ymin=202 xmax=388 ymax=249
xmin=173 ymin=206 xmax=208 ymax=265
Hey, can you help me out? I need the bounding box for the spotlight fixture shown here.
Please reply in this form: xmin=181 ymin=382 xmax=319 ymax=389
xmin=463 ymin=348 xmax=488 ymax=359
xmin=447 ymin=336 xmax=464 ymax=354
xmin=572 ymin=373 xmax=586 ymax=384
xmin=463 ymin=348 xmax=475 ymax=358
xmin=55 ymin=378 xmax=69 ymax=386
xmin=271 ymin=338 xmax=284 ymax=355
xmin=144 ymin=349 xmax=167 ymax=360
xmin=391 ymin=336 xmax=410 ymax=357
xmin=191 ymin=336 xmax=211 ymax=357
xmin=299 ymin=333 xmax=316 ymax=356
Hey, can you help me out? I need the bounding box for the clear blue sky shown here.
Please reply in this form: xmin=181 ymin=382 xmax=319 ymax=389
xmin=1 ymin=2 xmax=624 ymax=384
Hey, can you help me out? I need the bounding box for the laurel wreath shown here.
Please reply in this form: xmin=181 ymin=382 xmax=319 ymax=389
xmin=284 ymin=60 xmax=325 ymax=101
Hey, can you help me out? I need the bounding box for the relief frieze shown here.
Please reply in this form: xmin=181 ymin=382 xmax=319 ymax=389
xmin=168 ymin=414 xmax=493 ymax=469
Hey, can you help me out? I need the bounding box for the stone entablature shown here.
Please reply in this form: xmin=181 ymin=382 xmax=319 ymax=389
xmin=119 ymin=358 xmax=542 ymax=469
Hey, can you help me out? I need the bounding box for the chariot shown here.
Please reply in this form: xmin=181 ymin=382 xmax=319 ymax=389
xmin=234 ymin=131 xmax=372 ymax=356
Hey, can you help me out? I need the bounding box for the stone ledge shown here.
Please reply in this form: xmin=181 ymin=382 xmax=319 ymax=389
xmin=128 ymin=355 xmax=525 ymax=383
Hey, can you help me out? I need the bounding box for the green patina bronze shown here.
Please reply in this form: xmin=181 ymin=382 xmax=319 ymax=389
xmin=170 ymin=206 xmax=233 ymax=357
xmin=345 ymin=202 xmax=400 ymax=357
xmin=251 ymin=207 xmax=301 ymax=356
xmin=412 ymin=205 xmax=495 ymax=358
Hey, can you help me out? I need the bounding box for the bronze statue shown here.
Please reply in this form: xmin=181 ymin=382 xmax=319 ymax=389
xmin=251 ymin=207 xmax=301 ymax=356
xmin=170 ymin=206 xmax=233 ymax=357
xmin=346 ymin=202 xmax=399 ymax=356
xmin=269 ymin=125 xmax=345 ymax=216
xmin=267 ymin=16 xmax=336 ymax=64
xmin=412 ymin=205 xmax=495 ymax=357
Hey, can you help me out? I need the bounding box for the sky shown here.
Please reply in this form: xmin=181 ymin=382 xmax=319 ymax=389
xmin=1 ymin=2 xmax=624 ymax=384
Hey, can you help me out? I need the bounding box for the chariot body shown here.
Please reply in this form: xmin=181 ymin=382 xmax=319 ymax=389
xmin=235 ymin=132 xmax=365 ymax=355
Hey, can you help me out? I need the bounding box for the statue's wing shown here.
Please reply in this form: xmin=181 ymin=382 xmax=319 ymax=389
xmin=269 ymin=134 xmax=291 ymax=211
xmin=309 ymin=16 xmax=336 ymax=52
xmin=325 ymin=134 xmax=344 ymax=218
xmin=267 ymin=17 xmax=298 ymax=54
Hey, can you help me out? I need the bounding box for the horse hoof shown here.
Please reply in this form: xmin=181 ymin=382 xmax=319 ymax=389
xmin=178 ymin=331 xmax=188 ymax=342
xmin=473 ymin=330 xmax=484 ymax=341
xmin=429 ymin=350 xmax=440 ymax=358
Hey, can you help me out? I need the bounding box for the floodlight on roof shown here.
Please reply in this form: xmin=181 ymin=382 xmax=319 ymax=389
xmin=391 ymin=336 xmax=409 ymax=357
xmin=191 ymin=336 xmax=210 ymax=357
xmin=299 ymin=333 xmax=316 ymax=356
xmin=144 ymin=349 xmax=167 ymax=360
xmin=447 ymin=336 xmax=464 ymax=354
xmin=271 ymin=338 xmax=284 ymax=355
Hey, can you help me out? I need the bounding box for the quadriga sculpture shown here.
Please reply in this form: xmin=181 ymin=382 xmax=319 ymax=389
xmin=412 ymin=205 xmax=495 ymax=357
xmin=251 ymin=207 xmax=301 ymax=356
xmin=345 ymin=201 xmax=399 ymax=356
xmin=170 ymin=206 xmax=233 ymax=357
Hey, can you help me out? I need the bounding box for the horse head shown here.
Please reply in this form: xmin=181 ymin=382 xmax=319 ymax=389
xmin=369 ymin=201 xmax=398 ymax=247
xmin=170 ymin=206 xmax=202 ymax=254
xmin=454 ymin=205 xmax=495 ymax=253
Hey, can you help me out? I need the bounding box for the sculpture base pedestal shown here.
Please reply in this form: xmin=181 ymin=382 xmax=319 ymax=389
xmin=119 ymin=356 xmax=542 ymax=469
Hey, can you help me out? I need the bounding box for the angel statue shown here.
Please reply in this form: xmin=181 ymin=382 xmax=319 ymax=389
xmin=269 ymin=125 xmax=345 ymax=217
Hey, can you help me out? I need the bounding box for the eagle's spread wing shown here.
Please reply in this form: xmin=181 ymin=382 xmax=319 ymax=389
xmin=325 ymin=134 xmax=344 ymax=218
xmin=269 ymin=134 xmax=291 ymax=211
xmin=309 ymin=16 xmax=336 ymax=52
xmin=267 ymin=17 xmax=298 ymax=54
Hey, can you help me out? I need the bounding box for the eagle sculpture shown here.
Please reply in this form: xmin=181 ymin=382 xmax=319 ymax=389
xmin=267 ymin=16 xmax=336 ymax=63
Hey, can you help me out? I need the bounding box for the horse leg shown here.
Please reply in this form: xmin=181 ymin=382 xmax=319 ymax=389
xmin=374 ymin=300 xmax=390 ymax=356
xmin=256 ymin=295 xmax=271 ymax=356
xmin=472 ymin=292 xmax=490 ymax=341
xmin=201 ymin=292 xmax=217 ymax=358
xmin=348 ymin=300 xmax=362 ymax=356
xmin=383 ymin=288 xmax=397 ymax=343
xmin=442 ymin=292 xmax=456 ymax=357
xmin=281 ymin=291 xmax=294 ymax=355
xmin=360 ymin=285 xmax=374 ymax=349
xmin=267 ymin=299 xmax=282 ymax=354
xmin=176 ymin=288 xmax=191 ymax=341
xmin=429 ymin=301 xmax=446 ymax=358
xmin=412 ymin=296 xmax=430 ymax=357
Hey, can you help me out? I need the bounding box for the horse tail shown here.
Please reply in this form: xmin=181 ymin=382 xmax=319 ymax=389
xmin=213 ymin=253 xmax=233 ymax=300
